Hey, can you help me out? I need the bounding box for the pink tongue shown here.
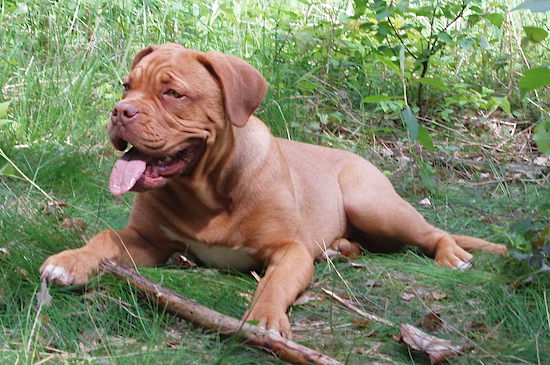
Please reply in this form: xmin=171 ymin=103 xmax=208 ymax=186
xmin=109 ymin=148 xmax=149 ymax=196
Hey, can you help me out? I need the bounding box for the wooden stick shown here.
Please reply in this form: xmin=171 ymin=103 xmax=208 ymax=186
xmin=100 ymin=259 xmax=342 ymax=365
xmin=321 ymin=288 xmax=395 ymax=327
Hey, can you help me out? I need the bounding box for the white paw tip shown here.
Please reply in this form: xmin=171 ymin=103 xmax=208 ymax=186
xmin=41 ymin=264 xmax=55 ymax=277
xmin=51 ymin=266 xmax=65 ymax=278
xmin=457 ymin=260 xmax=472 ymax=270
xmin=41 ymin=264 xmax=68 ymax=282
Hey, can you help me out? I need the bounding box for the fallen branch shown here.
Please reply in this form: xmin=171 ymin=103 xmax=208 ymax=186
xmin=100 ymin=259 xmax=342 ymax=365
xmin=321 ymin=288 xmax=395 ymax=327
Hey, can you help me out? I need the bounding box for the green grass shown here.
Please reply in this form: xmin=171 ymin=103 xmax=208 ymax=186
xmin=1 ymin=1 xmax=549 ymax=364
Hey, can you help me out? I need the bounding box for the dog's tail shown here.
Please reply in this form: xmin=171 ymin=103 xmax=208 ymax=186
xmin=451 ymin=234 xmax=507 ymax=254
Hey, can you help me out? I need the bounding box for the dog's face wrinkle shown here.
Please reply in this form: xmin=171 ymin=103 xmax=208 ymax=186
xmin=112 ymin=47 xmax=226 ymax=161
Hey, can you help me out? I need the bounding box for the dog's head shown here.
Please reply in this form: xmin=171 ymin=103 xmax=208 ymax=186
xmin=108 ymin=43 xmax=267 ymax=195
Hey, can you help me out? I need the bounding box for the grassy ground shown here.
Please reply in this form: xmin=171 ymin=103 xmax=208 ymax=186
xmin=1 ymin=1 xmax=549 ymax=364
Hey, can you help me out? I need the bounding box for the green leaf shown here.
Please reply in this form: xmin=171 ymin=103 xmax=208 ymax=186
xmin=523 ymin=26 xmax=548 ymax=42
xmin=480 ymin=35 xmax=491 ymax=50
xmin=458 ymin=37 xmax=475 ymax=50
xmin=534 ymin=120 xmax=550 ymax=155
xmin=510 ymin=218 xmax=534 ymax=237
xmin=0 ymin=101 xmax=10 ymax=119
xmin=376 ymin=9 xmax=393 ymax=21
xmin=353 ymin=0 xmax=367 ymax=18
xmin=416 ymin=159 xmax=437 ymax=193
xmin=437 ymin=32 xmax=452 ymax=44
xmin=419 ymin=77 xmax=447 ymax=90
xmin=519 ymin=67 xmax=550 ymax=96
xmin=485 ymin=13 xmax=505 ymax=28
xmin=374 ymin=54 xmax=400 ymax=72
xmin=401 ymin=105 xmax=419 ymax=139
xmin=513 ymin=0 xmax=550 ymax=13
xmin=417 ymin=125 xmax=435 ymax=151
xmin=499 ymin=98 xmax=511 ymax=114
xmin=362 ymin=95 xmax=399 ymax=103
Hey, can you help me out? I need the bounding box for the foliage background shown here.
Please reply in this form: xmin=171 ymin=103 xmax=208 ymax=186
xmin=0 ymin=0 xmax=549 ymax=364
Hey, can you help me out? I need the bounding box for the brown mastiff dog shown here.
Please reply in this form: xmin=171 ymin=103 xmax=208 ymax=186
xmin=41 ymin=43 xmax=506 ymax=337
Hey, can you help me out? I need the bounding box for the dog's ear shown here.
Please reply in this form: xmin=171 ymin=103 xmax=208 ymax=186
xmin=197 ymin=51 xmax=267 ymax=127
xmin=131 ymin=45 xmax=158 ymax=69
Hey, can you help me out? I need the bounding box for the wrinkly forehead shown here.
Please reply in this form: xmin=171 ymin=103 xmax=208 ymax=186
xmin=125 ymin=48 xmax=205 ymax=85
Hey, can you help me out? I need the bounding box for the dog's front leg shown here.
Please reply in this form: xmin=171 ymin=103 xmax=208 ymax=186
xmin=40 ymin=227 xmax=171 ymax=286
xmin=245 ymin=242 xmax=314 ymax=338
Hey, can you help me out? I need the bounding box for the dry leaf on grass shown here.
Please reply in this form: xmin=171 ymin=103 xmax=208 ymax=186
xmin=421 ymin=312 xmax=443 ymax=331
xmin=399 ymin=323 xmax=462 ymax=364
xmin=430 ymin=291 xmax=448 ymax=300
xmin=167 ymin=253 xmax=197 ymax=268
xmin=37 ymin=279 xmax=52 ymax=307
xmin=62 ymin=217 xmax=88 ymax=232
xmin=43 ymin=200 xmax=68 ymax=214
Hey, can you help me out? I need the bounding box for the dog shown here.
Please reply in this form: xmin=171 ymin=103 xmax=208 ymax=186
xmin=41 ymin=43 xmax=507 ymax=337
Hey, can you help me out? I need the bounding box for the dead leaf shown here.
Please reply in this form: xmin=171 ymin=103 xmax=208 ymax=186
xmin=41 ymin=314 xmax=51 ymax=325
xmin=37 ymin=279 xmax=52 ymax=307
xmin=293 ymin=291 xmax=320 ymax=306
xmin=421 ymin=312 xmax=443 ymax=331
xmin=399 ymin=323 xmax=462 ymax=364
xmin=430 ymin=291 xmax=448 ymax=300
xmin=167 ymin=253 xmax=197 ymax=268
xmin=49 ymin=200 xmax=68 ymax=208
xmin=364 ymin=279 xmax=380 ymax=287
xmin=43 ymin=200 xmax=68 ymax=214
xmin=62 ymin=217 xmax=88 ymax=232
xmin=401 ymin=292 xmax=415 ymax=301
xmin=352 ymin=319 xmax=370 ymax=328
xmin=470 ymin=321 xmax=486 ymax=330
xmin=534 ymin=155 xmax=549 ymax=166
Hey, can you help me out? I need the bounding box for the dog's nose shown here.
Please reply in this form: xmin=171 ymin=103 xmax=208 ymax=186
xmin=111 ymin=101 xmax=139 ymax=125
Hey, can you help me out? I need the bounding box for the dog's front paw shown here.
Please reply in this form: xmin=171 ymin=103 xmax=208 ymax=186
xmin=40 ymin=249 xmax=100 ymax=286
xmin=244 ymin=305 xmax=291 ymax=338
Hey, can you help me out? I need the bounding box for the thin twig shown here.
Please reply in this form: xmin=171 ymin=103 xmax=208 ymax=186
xmin=321 ymin=288 xmax=395 ymax=327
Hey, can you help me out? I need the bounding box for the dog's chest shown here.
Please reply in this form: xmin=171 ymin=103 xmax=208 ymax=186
xmin=161 ymin=226 xmax=259 ymax=271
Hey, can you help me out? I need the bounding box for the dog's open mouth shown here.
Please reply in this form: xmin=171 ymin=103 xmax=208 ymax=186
xmin=109 ymin=139 xmax=203 ymax=196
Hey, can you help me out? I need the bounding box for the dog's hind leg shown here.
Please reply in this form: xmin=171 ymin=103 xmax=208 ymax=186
xmin=337 ymin=159 xmax=506 ymax=268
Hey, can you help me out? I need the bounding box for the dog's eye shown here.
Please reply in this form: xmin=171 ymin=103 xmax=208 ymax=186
xmin=122 ymin=83 xmax=130 ymax=92
xmin=164 ymin=89 xmax=185 ymax=99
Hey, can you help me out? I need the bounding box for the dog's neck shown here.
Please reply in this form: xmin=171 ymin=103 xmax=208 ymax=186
xmin=218 ymin=116 xmax=273 ymax=196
